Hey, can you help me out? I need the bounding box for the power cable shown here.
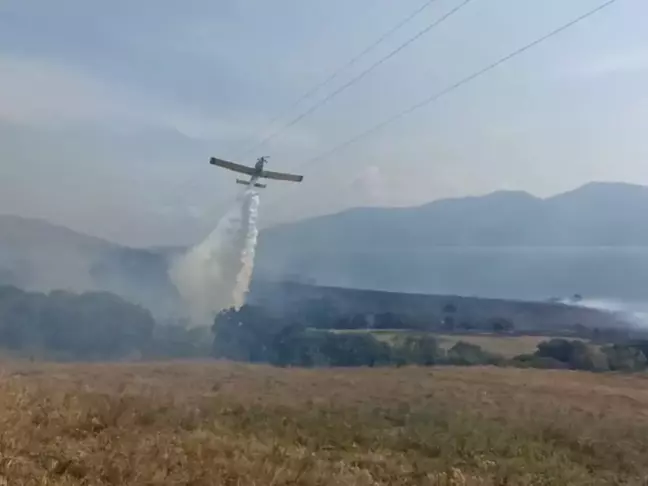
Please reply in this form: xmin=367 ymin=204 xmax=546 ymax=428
xmin=239 ymin=0 xmax=475 ymax=158
xmin=235 ymin=0 xmax=443 ymax=158
xmin=263 ymin=0 xmax=622 ymax=213
xmin=160 ymin=0 xmax=446 ymax=216
xmin=301 ymin=0 xmax=621 ymax=169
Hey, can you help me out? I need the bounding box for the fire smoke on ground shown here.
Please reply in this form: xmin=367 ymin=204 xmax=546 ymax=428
xmin=170 ymin=188 xmax=260 ymax=325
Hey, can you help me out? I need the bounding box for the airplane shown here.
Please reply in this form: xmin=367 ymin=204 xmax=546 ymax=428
xmin=209 ymin=156 xmax=303 ymax=189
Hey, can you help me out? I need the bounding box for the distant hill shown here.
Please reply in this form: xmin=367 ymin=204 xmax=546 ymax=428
xmin=0 ymin=215 xmax=114 ymax=289
xmin=256 ymin=183 xmax=648 ymax=301
xmin=0 ymin=215 xmax=179 ymax=316
xmin=247 ymin=280 xmax=629 ymax=333
xmin=260 ymin=182 xmax=648 ymax=251
xmin=4 ymin=182 xmax=648 ymax=309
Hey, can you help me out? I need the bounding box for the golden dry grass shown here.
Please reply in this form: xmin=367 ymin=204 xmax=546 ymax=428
xmin=1 ymin=362 xmax=648 ymax=484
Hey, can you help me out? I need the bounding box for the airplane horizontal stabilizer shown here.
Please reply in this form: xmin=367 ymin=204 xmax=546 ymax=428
xmin=236 ymin=179 xmax=266 ymax=189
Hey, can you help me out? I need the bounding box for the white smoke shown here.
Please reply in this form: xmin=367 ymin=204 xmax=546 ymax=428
xmin=170 ymin=188 xmax=260 ymax=326
xmin=574 ymin=298 xmax=648 ymax=329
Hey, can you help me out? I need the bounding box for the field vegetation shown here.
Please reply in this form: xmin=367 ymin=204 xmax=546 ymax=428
xmin=1 ymin=362 xmax=648 ymax=484
xmin=213 ymin=306 xmax=648 ymax=372
xmin=334 ymin=331 xmax=579 ymax=358
xmin=3 ymin=285 xmax=648 ymax=483
xmin=434 ymin=334 xmax=582 ymax=358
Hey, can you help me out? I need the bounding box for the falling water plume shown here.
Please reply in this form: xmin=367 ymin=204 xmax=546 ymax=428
xmin=170 ymin=188 xmax=260 ymax=326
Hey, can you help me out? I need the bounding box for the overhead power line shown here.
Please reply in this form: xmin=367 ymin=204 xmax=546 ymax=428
xmin=239 ymin=0 xmax=475 ymax=158
xmin=235 ymin=0 xmax=443 ymax=158
xmin=298 ymin=0 xmax=621 ymax=169
xmin=167 ymin=0 xmax=447 ymax=212
xmin=262 ymin=0 xmax=621 ymax=215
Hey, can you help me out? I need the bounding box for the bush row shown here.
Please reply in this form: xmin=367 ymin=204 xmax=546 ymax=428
xmin=213 ymin=305 xmax=648 ymax=372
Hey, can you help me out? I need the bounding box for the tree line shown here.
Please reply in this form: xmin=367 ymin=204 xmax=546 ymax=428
xmin=212 ymin=305 xmax=648 ymax=372
xmin=0 ymin=285 xmax=220 ymax=360
xmin=2 ymin=285 xmax=645 ymax=372
xmin=0 ymin=285 xmax=155 ymax=359
xmin=296 ymin=297 xmax=518 ymax=334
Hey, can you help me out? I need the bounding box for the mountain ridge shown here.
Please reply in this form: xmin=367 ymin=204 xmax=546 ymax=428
xmin=4 ymin=181 xmax=648 ymax=305
xmin=260 ymin=182 xmax=648 ymax=251
xmin=0 ymin=213 xmax=118 ymax=250
xmin=0 ymin=214 xmax=179 ymax=316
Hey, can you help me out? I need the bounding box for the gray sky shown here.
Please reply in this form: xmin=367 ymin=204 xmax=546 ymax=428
xmin=1 ymin=0 xmax=646 ymax=246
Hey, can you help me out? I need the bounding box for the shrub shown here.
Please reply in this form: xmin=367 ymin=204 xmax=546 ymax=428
xmin=535 ymin=338 xmax=610 ymax=372
xmin=0 ymin=286 xmax=155 ymax=359
xmin=602 ymin=344 xmax=648 ymax=372
xmin=392 ymin=335 xmax=445 ymax=366
xmin=511 ymin=354 xmax=569 ymax=370
xmin=446 ymin=341 xmax=501 ymax=366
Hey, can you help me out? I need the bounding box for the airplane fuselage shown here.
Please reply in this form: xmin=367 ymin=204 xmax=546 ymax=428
xmin=253 ymin=157 xmax=267 ymax=173
xmin=244 ymin=157 xmax=268 ymax=188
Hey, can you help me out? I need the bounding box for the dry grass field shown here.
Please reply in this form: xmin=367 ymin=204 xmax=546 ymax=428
xmin=1 ymin=362 xmax=648 ymax=485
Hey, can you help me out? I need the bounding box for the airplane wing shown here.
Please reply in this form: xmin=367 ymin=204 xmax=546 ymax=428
xmin=261 ymin=170 xmax=304 ymax=182
xmin=209 ymin=157 xmax=255 ymax=176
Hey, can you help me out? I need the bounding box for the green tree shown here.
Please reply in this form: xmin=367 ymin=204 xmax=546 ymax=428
xmin=0 ymin=286 xmax=155 ymax=359
xmin=535 ymin=339 xmax=609 ymax=372
xmin=602 ymin=344 xmax=647 ymax=372
xmin=490 ymin=317 xmax=515 ymax=334
xmin=319 ymin=332 xmax=393 ymax=367
xmin=536 ymin=339 xmax=577 ymax=363
xmin=271 ymin=324 xmax=330 ymax=367
xmin=569 ymin=344 xmax=609 ymax=372
xmin=212 ymin=305 xmax=282 ymax=362
xmin=447 ymin=341 xmax=499 ymax=366
xmin=394 ymin=335 xmax=444 ymax=366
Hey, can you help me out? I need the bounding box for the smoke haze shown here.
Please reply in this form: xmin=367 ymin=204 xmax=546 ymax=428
xmin=170 ymin=188 xmax=260 ymax=326
xmin=574 ymin=299 xmax=648 ymax=330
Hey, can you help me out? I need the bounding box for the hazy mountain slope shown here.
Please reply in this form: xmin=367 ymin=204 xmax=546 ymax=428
xmin=4 ymin=182 xmax=648 ymax=308
xmin=0 ymin=215 xmax=179 ymax=315
xmin=255 ymin=183 xmax=648 ymax=300
xmin=260 ymin=182 xmax=648 ymax=251
xmin=0 ymin=215 xmax=116 ymax=290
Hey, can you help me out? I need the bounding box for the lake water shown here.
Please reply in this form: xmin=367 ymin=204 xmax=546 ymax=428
xmin=256 ymin=247 xmax=648 ymax=303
